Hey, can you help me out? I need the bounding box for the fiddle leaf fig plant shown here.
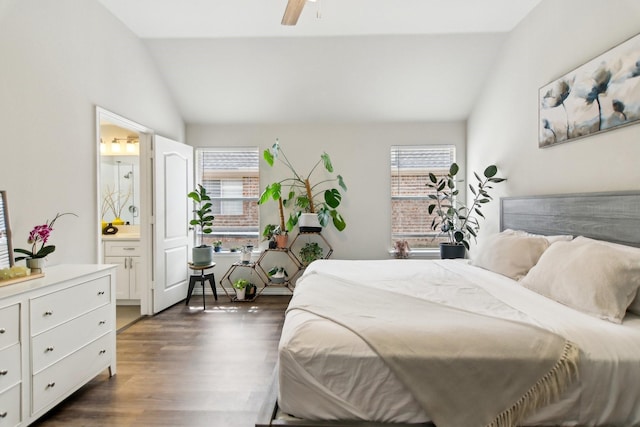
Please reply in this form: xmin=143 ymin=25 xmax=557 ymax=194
xmin=187 ymin=184 xmax=215 ymax=247
xmin=426 ymin=163 xmax=506 ymax=250
xmin=259 ymin=139 xmax=347 ymax=232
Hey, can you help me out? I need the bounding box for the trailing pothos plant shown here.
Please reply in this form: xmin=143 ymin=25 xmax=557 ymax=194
xmin=258 ymin=140 xmax=347 ymax=232
xmin=426 ymin=163 xmax=506 ymax=250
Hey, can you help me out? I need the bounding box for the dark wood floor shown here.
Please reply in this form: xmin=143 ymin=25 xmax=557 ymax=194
xmin=32 ymin=295 xmax=292 ymax=427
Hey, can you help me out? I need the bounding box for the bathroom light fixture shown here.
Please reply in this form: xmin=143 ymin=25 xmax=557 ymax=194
xmin=100 ymin=138 xmax=106 ymax=153
xmin=108 ymin=136 xmax=139 ymax=154
xmin=111 ymin=138 xmax=121 ymax=152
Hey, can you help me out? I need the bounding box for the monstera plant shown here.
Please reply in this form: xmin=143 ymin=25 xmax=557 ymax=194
xmin=258 ymin=140 xmax=347 ymax=232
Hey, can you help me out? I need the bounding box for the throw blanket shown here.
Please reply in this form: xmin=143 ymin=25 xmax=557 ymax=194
xmin=288 ymin=272 xmax=580 ymax=427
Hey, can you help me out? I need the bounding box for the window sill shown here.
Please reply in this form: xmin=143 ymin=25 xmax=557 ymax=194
xmin=388 ymin=249 xmax=440 ymax=260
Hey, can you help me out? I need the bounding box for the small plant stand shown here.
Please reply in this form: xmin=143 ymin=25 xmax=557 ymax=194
xmin=219 ymin=261 xmax=267 ymax=302
xmin=289 ymin=231 xmax=333 ymax=270
xmin=255 ymin=248 xmax=301 ymax=294
xmin=186 ymin=262 xmax=216 ymax=310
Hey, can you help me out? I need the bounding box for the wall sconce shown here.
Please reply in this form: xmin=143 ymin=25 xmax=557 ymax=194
xmin=100 ymin=138 xmax=106 ymax=153
xmin=108 ymin=136 xmax=138 ymax=154
xmin=126 ymin=137 xmax=136 ymax=153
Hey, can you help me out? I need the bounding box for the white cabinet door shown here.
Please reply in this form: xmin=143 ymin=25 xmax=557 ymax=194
xmin=153 ymin=136 xmax=193 ymax=313
xmin=105 ymin=256 xmax=129 ymax=299
xmin=130 ymin=257 xmax=142 ymax=299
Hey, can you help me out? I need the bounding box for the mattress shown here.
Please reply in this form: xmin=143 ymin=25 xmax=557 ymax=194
xmin=277 ymin=259 xmax=640 ymax=425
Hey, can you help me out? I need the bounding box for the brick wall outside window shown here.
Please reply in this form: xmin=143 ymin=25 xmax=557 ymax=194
xmin=391 ymin=145 xmax=455 ymax=249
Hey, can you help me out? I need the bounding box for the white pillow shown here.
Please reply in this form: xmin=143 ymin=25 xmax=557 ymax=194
xmin=503 ymin=229 xmax=574 ymax=244
xmin=572 ymin=237 xmax=640 ymax=315
xmin=521 ymin=238 xmax=640 ymax=323
xmin=473 ymin=231 xmax=550 ymax=280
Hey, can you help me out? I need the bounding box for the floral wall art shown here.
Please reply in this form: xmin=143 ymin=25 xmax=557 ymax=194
xmin=539 ymin=33 xmax=640 ymax=148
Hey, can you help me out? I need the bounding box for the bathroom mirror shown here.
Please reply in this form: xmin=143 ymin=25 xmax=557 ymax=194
xmin=99 ymin=122 xmax=140 ymax=226
xmin=0 ymin=191 xmax=14 ymax=269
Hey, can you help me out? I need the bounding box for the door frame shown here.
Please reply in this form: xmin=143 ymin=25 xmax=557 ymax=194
xmin=95 ymin=107 xmax=154 ymax=315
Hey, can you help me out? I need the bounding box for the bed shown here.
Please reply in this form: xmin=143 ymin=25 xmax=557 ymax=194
xmin=256 ymin=191 xmax=640 ymax=427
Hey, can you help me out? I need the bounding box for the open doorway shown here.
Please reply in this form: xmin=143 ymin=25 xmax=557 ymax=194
xmin=96 ymin=107 xmax=152 ymax=328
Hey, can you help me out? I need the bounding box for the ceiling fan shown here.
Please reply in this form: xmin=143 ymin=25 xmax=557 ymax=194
xmin=281 ymin=0 xmax=313 ymax=26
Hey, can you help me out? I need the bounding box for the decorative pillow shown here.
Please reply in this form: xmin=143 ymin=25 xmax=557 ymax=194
xmin=572 ymin=237 xmax=640 ymax=315
xmin=473 ymin=231 xmax=550 ymax=280
xmin=521 ymin=238 xmax=640 ymax=323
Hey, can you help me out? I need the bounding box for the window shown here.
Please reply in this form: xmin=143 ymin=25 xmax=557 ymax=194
xmin=390 ymin=145 xmax=456 ymax=249
xmin=195 ymin=148 xmax=260 ymax=248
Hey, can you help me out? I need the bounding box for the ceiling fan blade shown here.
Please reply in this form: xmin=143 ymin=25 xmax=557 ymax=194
xmin=281 ymin=0 xmax=306 ymax=26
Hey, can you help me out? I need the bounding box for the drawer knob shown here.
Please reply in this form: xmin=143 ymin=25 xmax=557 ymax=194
xmin=0 ymin=411 xmax=6 ymax=418
xmin=45 ymin=346 xmax=54 ymax=352
xmin=0 ymin=328 xmax=5 ymax=334
xmin=46 ymin=382 xmax=56 ymax=389
xmin=44 ymin=311 xmax=53 ymax=316
xmin=99 ymin=320 xmax=106 ymax=325
xmin=98 ymin=291 xmax=105 ymax=295
xmin=99 ymin=349 xmax=107 ymax=355
xmin=0 ymin=370 xmax=7 ymax=376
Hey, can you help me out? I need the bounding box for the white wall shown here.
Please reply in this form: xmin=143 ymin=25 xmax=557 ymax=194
xmin=187 ymin=121 xmax=466 ymax=260
xmin=467 ymin=0 xmax=640 ymax=243
xmin=0 ymin=0 xmax=184 ymax=265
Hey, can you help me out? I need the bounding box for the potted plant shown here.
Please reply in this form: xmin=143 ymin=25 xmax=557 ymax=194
xmin=233 ymin=278 xmax=249 ymax=300
xmin=262 ymin=224 xmax=278 ymax=249
xmin=245 ymin=282 xmax=257 ymax=299
xmin=14 ymin=212 xmax=77 ymax=273
xmin=299 ymin=242 xmax=324 ymax=266
xmin=213 ymin=240 xmax=223 ymax=252
xmin=267 ymin=266 xmax=288 ymax=284
xmin=426 ymin=163 xmax=506 ymax=259
xmin=187 ymin=184 xmax=215 ymax=265
xmin=258 ymin=139 xmax=347 ymax=233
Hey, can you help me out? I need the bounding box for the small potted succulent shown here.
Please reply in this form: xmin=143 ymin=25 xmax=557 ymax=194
xmin=426 ymin=162 xmax=506 ymax=259
xmin=233 ymin=278 xmax=249 ymax=300
xmin=299 ymin=242 xmax=323 ymax=266
xmin=267 ymin=266 xmax=288 ymax=284
xmin=213 ymin=240 xmax=223 ymax=252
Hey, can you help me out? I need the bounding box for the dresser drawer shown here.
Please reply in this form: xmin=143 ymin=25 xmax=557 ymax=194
xmin=0 ymin=306 xmax=19 ymax=351
xmin=104 ymin=241 xmax=141 ymax=257
xmin=32 ymin=333 xmax=112 ymax=415
xmin=0 ymin=344 xmax=20 ymax=395
xmin=0 ymin=384 xmax=21 ymax=427
xmin=32 ymin=304 xmax=112 ymax=373
xmin=30 ymin=275 xmax=111 ymax=335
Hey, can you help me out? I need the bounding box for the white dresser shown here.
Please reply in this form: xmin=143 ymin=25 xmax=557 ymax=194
xmin=0 ymin=264 xmax=116 ymax=426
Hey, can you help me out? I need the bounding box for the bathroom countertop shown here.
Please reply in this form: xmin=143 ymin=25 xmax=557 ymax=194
xmin=101 ymin=233 xmax=140 ymax=241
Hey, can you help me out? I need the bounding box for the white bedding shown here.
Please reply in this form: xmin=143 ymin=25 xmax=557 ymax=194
xmin=277 ymin=259 xmax=640 ymax=426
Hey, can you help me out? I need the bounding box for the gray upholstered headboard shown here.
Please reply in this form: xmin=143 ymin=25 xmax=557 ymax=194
xmin=500 ymin=191 xmax=640 ymax=248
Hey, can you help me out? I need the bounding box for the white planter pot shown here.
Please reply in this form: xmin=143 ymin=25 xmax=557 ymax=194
xmin=298 ymin=213 xmax=322 ymax=233
xmin=270 ymin=273 xmax=285 ymax=284
xmin=192 ymin=246 xmax=214 ymax=266
xmin=235 ymin=287 xmax=246 ymax=300
xmin=26 ymin=258 xmax=46 ymax=274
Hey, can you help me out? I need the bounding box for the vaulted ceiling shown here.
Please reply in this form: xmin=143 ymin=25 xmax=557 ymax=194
xmin=98 ymin=0 xmax=541 ymax=123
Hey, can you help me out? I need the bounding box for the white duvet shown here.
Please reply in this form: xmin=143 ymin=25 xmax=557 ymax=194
xmin=277 ymin=259 xmax=640 ymax=426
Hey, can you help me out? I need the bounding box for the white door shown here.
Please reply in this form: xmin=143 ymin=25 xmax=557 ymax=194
xmin=153 ymin=135 xmax=193 ymax=313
